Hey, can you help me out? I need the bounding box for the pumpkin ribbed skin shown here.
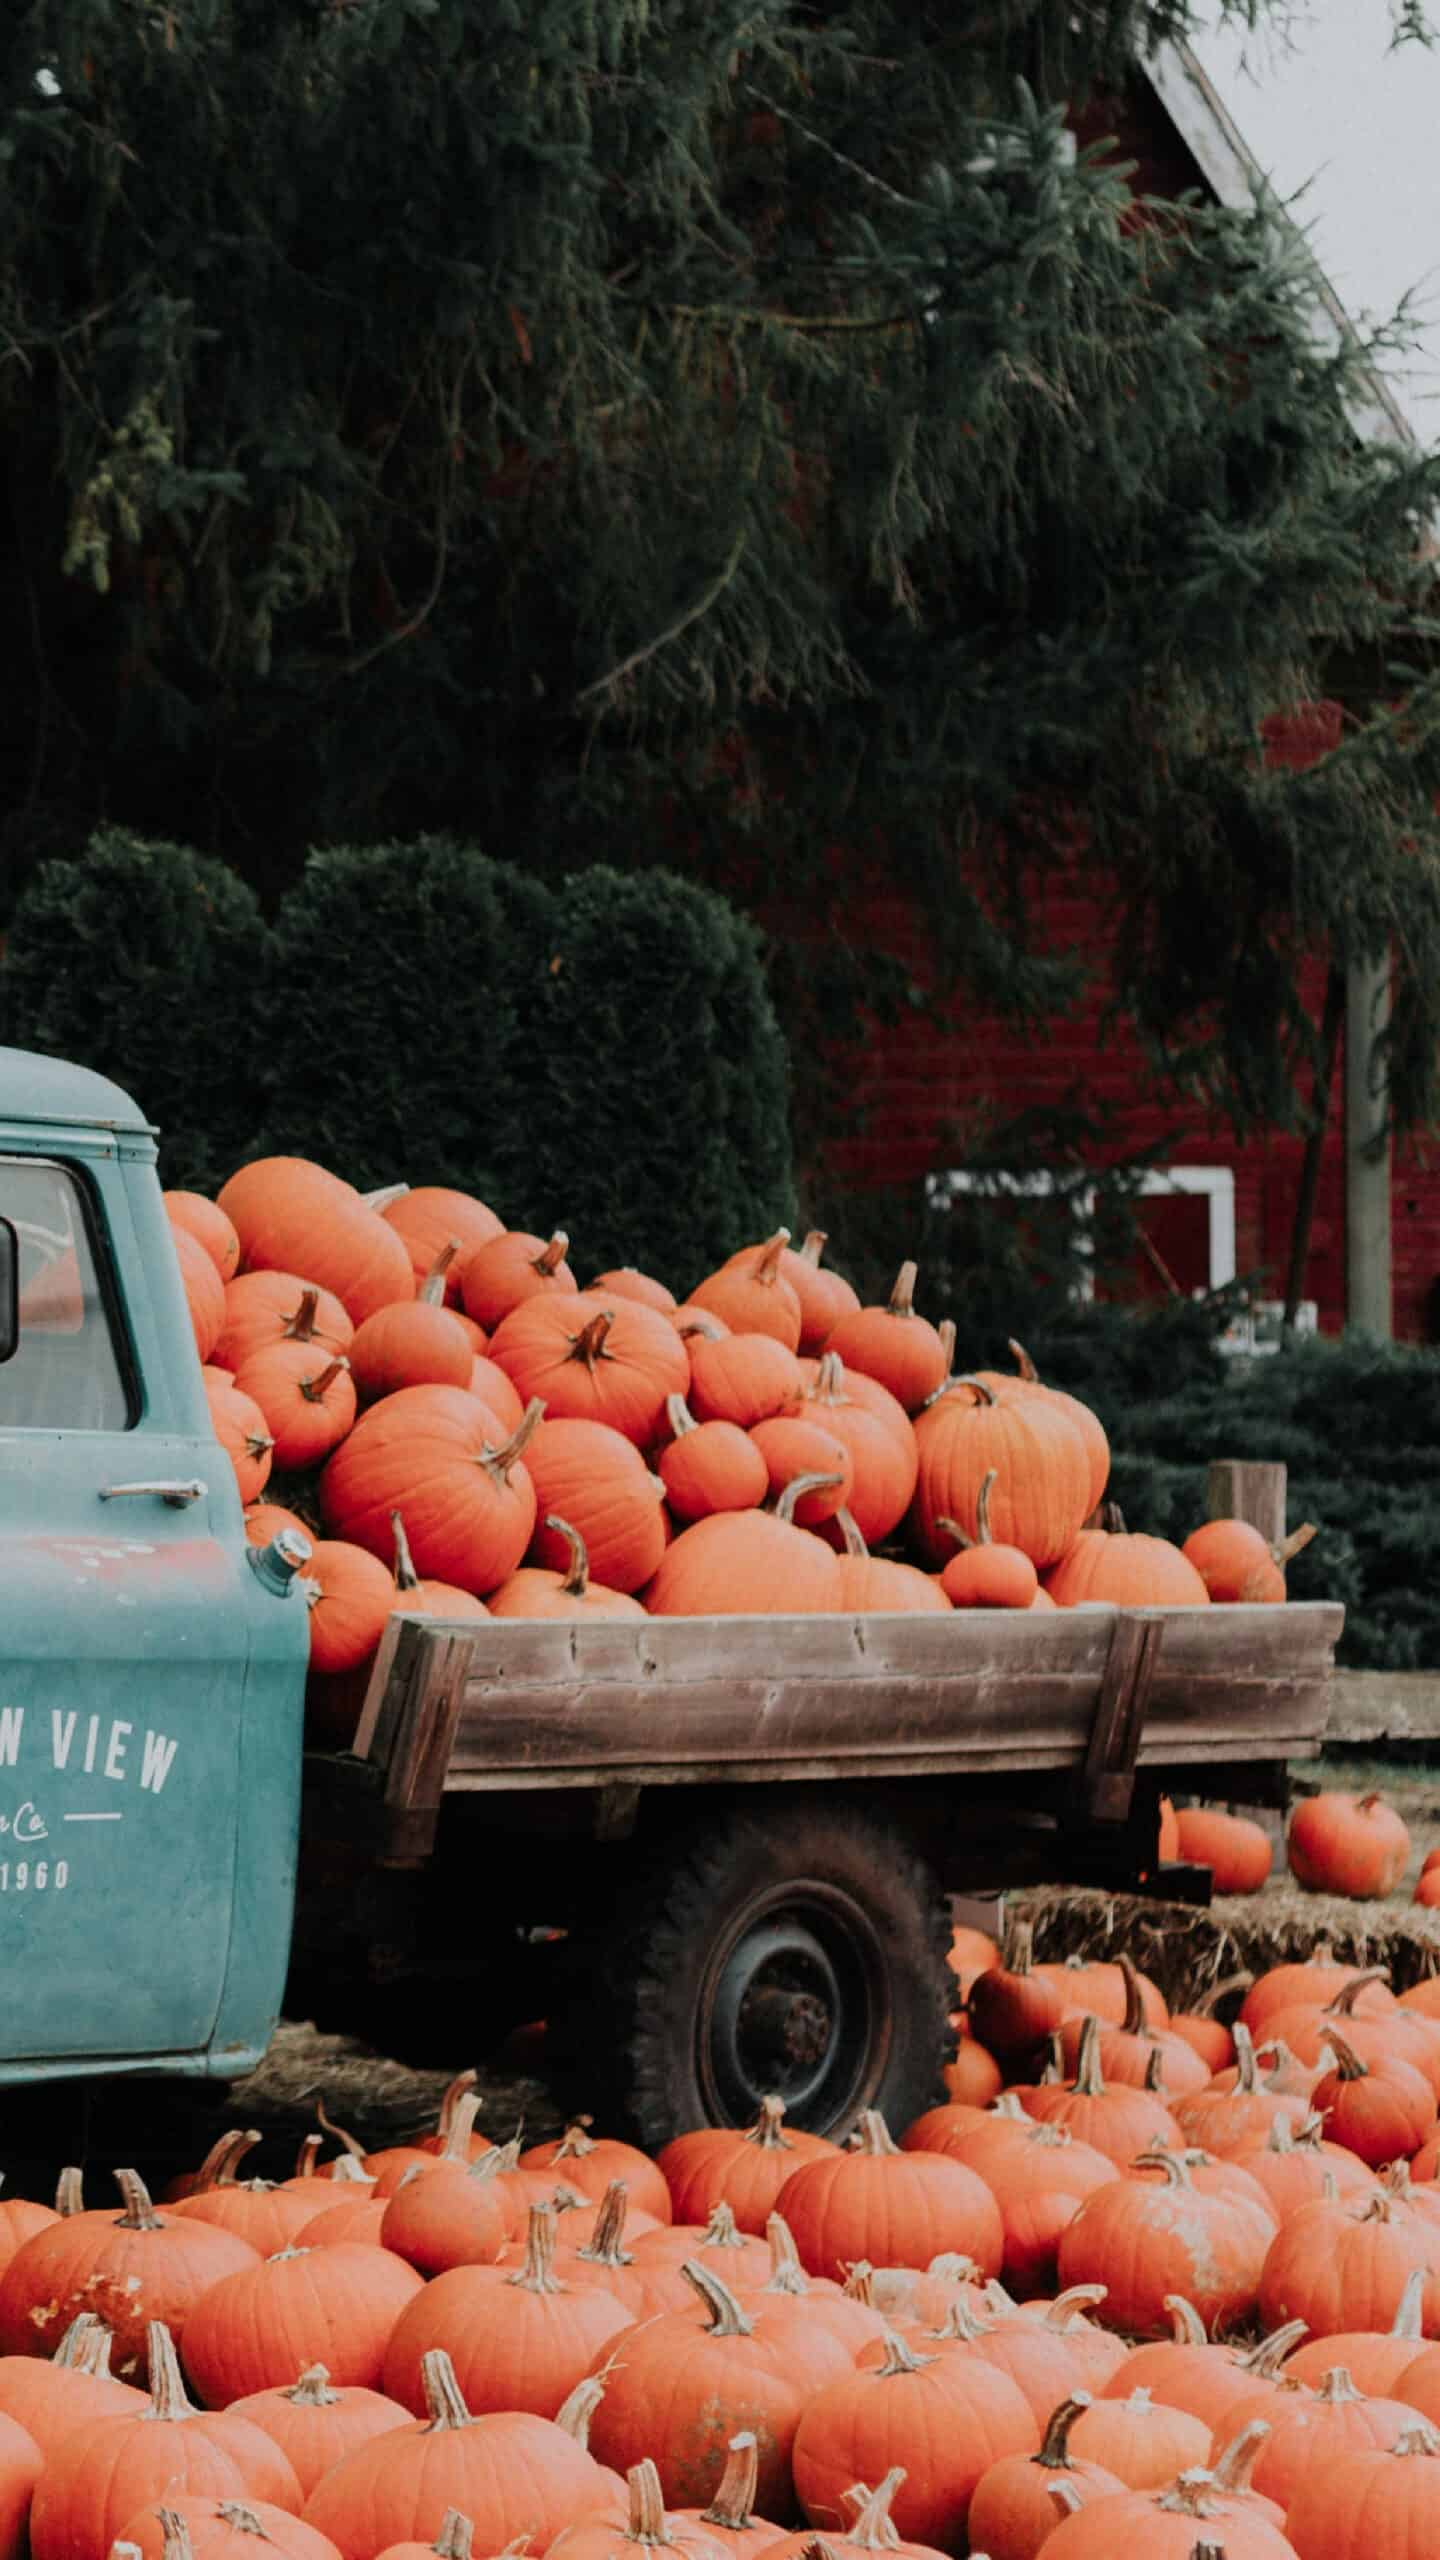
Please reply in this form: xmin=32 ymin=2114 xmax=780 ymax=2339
xmin=0 ymin=2177 xmax=259 ymax=2382
xmin=319 ymin=1386 xmax=538 ymax=1592
xmin=114 ymin=2497 xmax=342 ymax=2560
xmin=966 ymin=2394 xmax=1125 ymax=2560
xmin=822 ymin=1264 xmax=948 ymax=1415
xmin=226 ymin=2369 xmax=411 ymax=2498
xmin=1183 ymin=1518 xmax=1276 ymax=1602
xmin=688 ymin=1336 xmax=806 ymax=1430
xmin=659 ymin=1404 xmax=770 ymax=1523
xmin=378 ymin=2161 xmax=513 ymax=2282
xmin=523 ymin=1418 xmax=669 ymax=1593
xmin=382 ymin=1190 xmax=504 ymax=1298
xmin=1044 ymin=1527 xmax=1209 ymax=1607
xmin=748 ymin=1418 xmax=854 ymax=1523
xmin=1056 ymin=2153 xmax=1271 ymax=2337
xmin=165 ymin=1192 xmax=241 ymax=1282
xmin=301 ymin=2355 xmax=616 ymax=2560
xmin=181 ymin=2246 xmax=425 ymax=2406
xmin=1241 ymin=1953 xmax=1395 ymax=2040
xmin=219 ymin=1163 xmax=414 ymax=1327
xmin=1218 ymin=2368 xmax=1417 ymax=2513
xmin=1288 ymin=1791 xmax=1412 ymax=1897
xmin=300 ymin=1542 xmax=401 ymax=1677
xmin=490 ymin=1294 xmax=688 ymax=1447
xmin=216 ymin=1274 xmax=354 ymax=1372
xmin=381 ymin=2212 xmax=633 ymax=2420
xmin=774 ymin=2115 xmax=1003 ymax=2283
xmin=1173 ymin=1807 xmax=1273 ymax=1893
xmin=1284 ymin=2433 xmax=1440 ymax=2560
xmin=658 ymin=2107 xmax=840 ymax=2238
xmin=173 ymin=1226 xmax=227 ymax=1363
xmin=790 ymin=2332 xmax=1038 ymax=2554
xmin=349 ymin=1302 xmax=475 ymax=1402
xmin=205 ymin=1380 xmax=274 ymax=1506
xmin=935 ymin=2118 xmax=1118 ymax=2294
xmin=458 ymin=1231 xmax=577 ymax=1332
xmin=777 ymin=1234 xmax=860 ymax=1357
xmin=913 ymin=1383 xmax=1091 ymax=1571
xmin=647 ymin=1510 xmax=840 ymax=1616
xmin=1258 ymin=2191 xmax=1440 ymax=2338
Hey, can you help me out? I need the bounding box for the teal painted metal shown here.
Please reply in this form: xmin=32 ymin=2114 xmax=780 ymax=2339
xmin=0 ymin=1053 xmax=310 ymax=2081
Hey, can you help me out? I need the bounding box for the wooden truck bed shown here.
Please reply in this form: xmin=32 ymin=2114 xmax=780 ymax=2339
xmin=317 ymin=1598 xmax=1345 ymax=1865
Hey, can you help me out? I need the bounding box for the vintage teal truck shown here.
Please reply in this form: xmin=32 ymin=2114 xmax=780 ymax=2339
xmin=0 ymin=1047 xmax=1347 ymax=2146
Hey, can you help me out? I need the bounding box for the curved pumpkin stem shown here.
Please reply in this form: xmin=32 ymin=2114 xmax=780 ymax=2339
xmin=1043 ymin=2285 xmax=1108 ymax=2332
xmin=197 ymin=2129 xmax=263 ymax=2193
xmin=315 ymin=2099 xmax=367 ymax=2162
xmin=885 ymin=1262 xmax=921 ymax=1319
xmin=1070 ymin=2012 xmax=1107 ymax=2098
xmin=700 ymin=2434 xmax=759 ymax=2531
xmin=1207 ymin=2419 xmax=1273 ymax=2497
xmin=838 ymin=2472 xmax=909 ymax=2550
xmin=1236 ymin=2319 xmax=1308 ymax=2378
xmin=762 ymin=2215 xmax=809 ymax=2296
xmin=300 ymin=1355 xmax=350 ymax=1405
xmin=772 ymin=1470 xmax=845 ymax=1525
xmin=1192 ymin=1970 xmax=1254 ymax=2021
xmin=535 ymin=1232 xmax=571 ymax=1278
xmin=419 ymin=2349 xmax=477 ymax=2431
xmin=1326 ymin=1968 xmax=1392 ymax=2017
xmin=1392 ymin=2423 xmax=1440 ymax=2458
xmin=1031 ymin=2392 xmax=1092 ymax=2469
xmin=146 ymin=2322 xmax=197 ymax=2419
xmin=833 ymin=1509 xmax=868 ymax=1559
xmin=1318 ymin=2024 xmax=1370 ymax=2081
xmin=873 ymin=2327 xmax=936 ymax=2378
xmin=555 ymin=2375 xmax=606 ymax=2446
xmin=571 ymin=1312 xmax=616 ymax=1373
xmin=113 ymin=2169 xmax=163 ymax=2232
xmin=681 ymin=2263 xmax=755 ymax=2337
xmin=665 ymin=1394 xmax=697 ymax=1439
xmin=1008 ymin=1338 xmax=1040 ymax=1383
xmin=420 ymin=1243 xmax=460 ymax=1308
xmin=435 ymin=2091 xmax=485 ymax=2167
xmin=543 ymin=1517 xmax=591 ymax=1600
xmin=799 ymin=1231 xmax=828 ymax=1268
xmin=486 ymin=1398 xmax=545 ymax=1480
xmin=1274 ymin=1522 xmax=1318 ymax=1566
xmin=1160 ymin=2296 xmax=1209 ymax=2349
xmin=851 ymin=2111 xmax=902 ymax=2157
xmin=292 ymin=2134 xmax=323 ymax=2181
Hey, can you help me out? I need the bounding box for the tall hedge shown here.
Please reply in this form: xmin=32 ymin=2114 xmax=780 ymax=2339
xmin=0 ymin=829 xmax=271 ymax=1190
xmin=1 ymin=830 xmax=796 ymax=1292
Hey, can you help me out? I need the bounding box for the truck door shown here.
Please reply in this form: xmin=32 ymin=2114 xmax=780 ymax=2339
xmin=0 ymin=1148 xmax=252 ymax=2063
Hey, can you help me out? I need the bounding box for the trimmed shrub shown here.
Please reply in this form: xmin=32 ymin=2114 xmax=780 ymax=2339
xmin=0 ymin=828 xmax=271 ymax=1190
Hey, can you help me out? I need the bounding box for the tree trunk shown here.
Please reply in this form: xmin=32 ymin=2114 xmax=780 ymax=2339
xmin=1283 ymin=961 xmax=1347 ymax=1335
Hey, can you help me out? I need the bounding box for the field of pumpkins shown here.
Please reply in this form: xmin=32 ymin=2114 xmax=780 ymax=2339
xmin=163 ymin=1154 xmax=1321 ymax=1749
xmin=9 ymin=1935 xmax=1440 ymax=2560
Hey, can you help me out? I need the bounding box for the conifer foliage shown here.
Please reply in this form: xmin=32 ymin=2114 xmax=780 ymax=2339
xmin=2 ymin=0 xmax=1440 ymax=1178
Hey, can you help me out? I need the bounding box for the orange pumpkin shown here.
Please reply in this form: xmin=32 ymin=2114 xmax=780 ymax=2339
xmin=1056 ymin=2148 xmax=1271 ymax=2337
xmin=205 ymin=1379 xmax=275 ymax=1505
xmin=320 ymin=1388 xmax=540 ymax=1593
xmin=224 ymin=2368 xmax=410 ymax=2501
xmin=458 ymin=1230 xmax=577 ymax=1332
xmin=938 ymin=1470 xmax=1039 ymax=1610
xmin=381 ymin=2203 xmax=633 ymax=2422
xmin=349 ymin=1250 xmax=476 ymax=1402
xmin=783 ymin=1232 xmax=860 ymax=1356
xmin=216 ymin=1277 xmax=354 ymax=1373
xmin=173 ymin=1227 xmax=227 ymax=1363
xmin=658 ymin=1396 xmax=769 ymax=1523
xmin=687 ymin=1334 xmax=806 ymax=1429
xmin=1044 ymin=1509 xmax=1209 ymax=1607
xmin=748 ymin=1417 xmax=854 ymax=1523
xmin=589 ymin=1268 xmax=678 ymax=1313
xmin=523 ymin=1419 xmax=670 ymax=1593
xmin=487 ymin=1517 xmax=646 ymax=1622
xmin=913 ymin=1379 xmax=1091 ymax=1572
xmin=1174 ymin=1808 xmax=1274 ymax=1894
xmin=165 ymin=1192 xmax=241 ymax=1283
xmin=657 ymin=2101 xmax=839 ymax=2238
xmin=232 ymin=1343 xmax=356 ymax=1473
xmin=790 ymin=2326 xmax=1038 ymax=2551
xmin=115 ymin=2501 xmax=339 ymax=2560
xmin=786 ymin=1356 xmax=918 ymax=1546
xmin=0 ymin=2174 xmax=259 ymax=2382
xmin=967 ymin=2391 xmax=1125 ymax=2560
xmin=489 ymin=1294 xmax=688 ymax=1447
xmin=646 ymin=1477 xmax=841 ymax=1616
xmin=688 ymin=1234 xmax=803 ymax=1350
xmin=381 ymin=1190 xmax=504 ymax=1298
xmin=822 ymin=1263 xmax=948 ymax=1415
xmin=1288 ymin=1791 xmax=1411 ymax=1897
xmin=172 ymin=2136 xmax=324 ymax=2259
xmin=774 ymin=2112 xmax=1002 ymax=2284
xmin=299 ymin=1541 xmax=396 ymax=1678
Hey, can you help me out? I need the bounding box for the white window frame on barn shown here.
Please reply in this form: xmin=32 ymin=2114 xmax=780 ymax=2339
xmin=925 ymin=1162 xmax=1316 ymax=1351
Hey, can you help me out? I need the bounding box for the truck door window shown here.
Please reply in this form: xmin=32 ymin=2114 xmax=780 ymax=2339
xmin=0 ymin=1159 xmax=133 ymax=1431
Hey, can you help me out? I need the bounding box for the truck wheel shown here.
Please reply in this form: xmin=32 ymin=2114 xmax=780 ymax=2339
xmin=548 ymin=1798 xmax=950 ymax=2149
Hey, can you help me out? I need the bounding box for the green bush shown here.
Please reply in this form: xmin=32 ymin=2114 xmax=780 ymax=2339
xmin=2 ymin=830 xmax=797 ymax=1297
xmin=0 ymin=829 xmax=271 ymax=1190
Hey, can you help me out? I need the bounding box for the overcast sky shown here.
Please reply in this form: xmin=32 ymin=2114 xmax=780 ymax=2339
xmin=1187 ymin=3 xmax=1440 ymax=447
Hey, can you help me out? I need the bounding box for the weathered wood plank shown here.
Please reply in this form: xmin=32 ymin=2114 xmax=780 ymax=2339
xmin=1083 ymin=1611 xmax=1166 ymax=1818
xmin=1327 ymin=1669 xmax=1440 ymax=1745
xmin=1207 ymin=1460 xmax=1288 ymax=1544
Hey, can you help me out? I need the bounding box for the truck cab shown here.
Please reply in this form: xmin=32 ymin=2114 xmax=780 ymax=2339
xmin=0 ymin=1051 xmax=309 ymax=2083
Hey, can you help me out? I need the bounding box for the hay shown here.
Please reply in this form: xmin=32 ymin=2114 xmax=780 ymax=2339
xmin=220 ymin=2017 xmax=559 ymax=2151
xmin=1011 ymin=1882 xmax=1440 ymax=2012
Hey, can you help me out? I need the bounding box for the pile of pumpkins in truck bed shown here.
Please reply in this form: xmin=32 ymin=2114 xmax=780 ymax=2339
xmin=164 ymin=1157 xmax=1314 ymax=1741
xmin=9 ymin=1937 xmax=1440 ymax=2560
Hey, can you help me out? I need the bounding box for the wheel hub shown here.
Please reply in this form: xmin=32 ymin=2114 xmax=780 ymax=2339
xmin=696 ymin=1884 xmax=889 ymax=2132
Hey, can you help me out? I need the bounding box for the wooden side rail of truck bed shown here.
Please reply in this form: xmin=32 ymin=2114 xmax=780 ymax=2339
xmin=318 ymin=1598 xmax=1345 ymax=1866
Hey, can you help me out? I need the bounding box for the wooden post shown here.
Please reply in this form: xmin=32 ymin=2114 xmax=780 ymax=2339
xmin=1345 ymin=953 xmax=1393 ymax=1340
xmin=1206 ymin=1459 xmax=1286 ymax=1545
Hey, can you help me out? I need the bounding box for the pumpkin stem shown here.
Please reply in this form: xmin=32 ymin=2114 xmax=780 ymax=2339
xmin=428 ymin=2516 xmax=474 ymax=2560
xmin=55 ymin=2166 xmax=83 ymax=2217
xmin=701 ymin=2434 xmax=759 ymax=2532
xmin=1229 ymin=2022 xmax=1261 ymax=2095
xmin=744 ymin=2096 xmax=794 ymax=2153
xmin=301 ymin=1355 xmax=350 ymax=1405
xmin=572 ymin=1312 xmax=616 ymax=1372
xmin=936 ymin=1515 xmax=972 ymax=1554
xmin=1044 ymin=2484 xmax=1085 ymax=2523
xmin=935 ymin=1319 xmax=956 ymax=1373
xmin=543 ymin=1518 xmax=591 ymax=1599
xmin=157 ymin=2514 xmax=197 ymax=2560
xmin=51 ymin=2313 xmax=102 ymax=2371
xmin=567 ymin=2181 xmax=628 ymax=2272
xmin=555 ymin=2375 xmax=606 ymax=2447
xmin=933 ymin=2295 xmax=992 ymax=2344
xmin=315 ymin=2100 xmax=367 ymax=2162
xmin=284 ymin=1288 xmax=322 ymax=1343
xmin=284 ymin=2366 xmax=343 ymax=2407
xmin=1274 ymin=1522 xmax=1318 ymax=1566
xmin=213 ymin=2513 xmax=268 ymax=2540
xmin=799 ymin=1232 xmax=828 ymax=1269
xmin=486 ymin=1398 xmax=545 ymax=1479
xmin=420 ymin=1243 xmax=460 ymax=1307
xmin=1392 ymin=2423 xmax=1440 ymax=2458
xmin=842 ymin=2263 xmax=877 ymax=2305
xmin=1238 ymin=2320 xmax=1308 ymax=2378
xmin=1327 ymin=1968 xmax=1392 ymax=2016
xmin=773 ymin=1470 xmax=845 ymax=1525
xmin=1032 ymin=2392 xmax=1092 ymax=2469
xmin=199 ymin=2129 xmax=263 ymax=2193
xmin=1119 ymin=1956 xmax=1149 ymax=2040
xmin=753 ymin=1231 xmax=791 ymax=1288
xmin=145 ymin=2322 xmax=197 ymax=2419
xmin=1142 ymin=2046 xmax=1167 ymax=2097
xmin=838 ymin=2471 xmax=909 ymax=2550
xmin=886 ymin=1261 xmax=920 ymax=1319
xmin=852 ymin=2111 xmax=902 ymax=2158
xmin=681 ymin=2262 xmax=755 ymax=2337
xmin=973 ymin=1470 xmax=997 ymax=1547
xmin=510 ymin=2202 xmax=565 ymax=2297
xmin=1313 ymin=2368 xmax=1364 ymax=2405
xmin=1391 ymin=2268 xmax=1426 ymax=2338
xmin=113 ymin=2169 xmax=163 ymax=2232
xmin=665 ymin=1394 xmax=697 ymax=1439
xmin=437 ymin=2092 xmax=485 ymax=2166
xmin=953 ymin=1374 xmax=997 ymax=1406
xmin=624 ymin=2460 xmax=675 ymax=2548
xmin=292 ymin=2134 xmax=322 ymax=2181
xmin=434 ymin=2070 xmax=479 ymax=2139
xmin=1008 ymin=1338 xmax=1041 ymax=1383
xmin=419 ymin=2349 xmax=476 ymax=2432
xmin=699 ymin=2201 xmax=746 ymax=2248
xmin=1192 ymin=1971 xmax=1254 ymax=2021
xmin=1071 ymin=2012 xmax=1106 ymax=2098
xmin=833 ymin=1508 xmax=868 ymax=1558
xmin=535 ymin=1233 xmax=570 ymax=1278
xmin=1317 ymin=2024 xmax=1369 ymax=2081
xmin=1161 ymin=2297 xmax=1209 ymax=2349
xmin=1154 ymin=2470 xmax=1223 ymax=2519
xmin=1207 ymin=2419 xmax=1272 ymax=2496
xmin=874 ymin=2327 xmax=936 ymax=2378
xmin=762 ymin=2215 xmax=809 ymax=2296
xmin=1044 ymin=2285 xmax=1108 ymax=2330
xmin=1132 ymin=2149 xmax=1194 ymax=2192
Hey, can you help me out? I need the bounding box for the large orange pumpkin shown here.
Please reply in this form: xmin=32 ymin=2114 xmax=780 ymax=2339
xmin=489 ymin=1295 xmax=688 ymax=1447
xmin=224 ymin=2368 xmax=411 ymax=2501
xmin=657 ymin=2102 xmax=839 ymax=2237
xmin=687 ymin=1235 xmax=803 ymax=1350
xmin=1056 ymin=2148 xmax=1272 ymax=2337
xmin=1044 ymin=1509 xmax=1210 ymax=1607
xmin=646 ymin=1479 xmax=841 ymax=1616
xmin=774 ymin=2112 xmax=1003 ymax=2283
xmin=320 ymin=1387 xmax=540 ymax=1593
xmin=348 ymin=1252 xmax=475 ymax=1403
xmin=912 ymin=1379 xmax=1091 ymax=1571
xmin=380 ymin=2204 xmax=634 ymax=2421
xmin=1288 ymin=1791 xmax=1411 ymax=1897
xmin=381 ymin=1191 xmax=504 ymax=1298
xmin=0 ymin=2173 xmax=258 ymax=2382
xmin=181 ymin=2245 xmax=425 ymax=2407
xmin=523 ymin=1419 xmax=670 ymax=1593
xmin=113 ymin=2498 xmax=340 ymax=2560
xmin=790 ymin=2326 xmax=1038 ymax=2553
xmin=822 ymin=1264 xmax=949 ymax=1415
xmin=458 ymin=1231 xmax=577 ymax=1332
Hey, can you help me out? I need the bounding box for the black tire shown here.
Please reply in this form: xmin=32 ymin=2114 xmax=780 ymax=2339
xmin=547 ymin=1796 xmax=950 ymax=2149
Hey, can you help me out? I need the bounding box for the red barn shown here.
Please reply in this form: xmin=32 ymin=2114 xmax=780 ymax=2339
xmin=823 ymin=42 xmax=1432 ymax=1343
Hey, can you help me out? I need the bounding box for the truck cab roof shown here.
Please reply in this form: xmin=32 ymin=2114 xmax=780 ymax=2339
xmin=0 ymin=1048 xmax=153 ymax=1134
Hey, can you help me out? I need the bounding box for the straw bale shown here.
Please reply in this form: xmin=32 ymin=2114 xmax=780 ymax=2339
xmin=1012 ymin=1882 xmax=1440 ymax=2012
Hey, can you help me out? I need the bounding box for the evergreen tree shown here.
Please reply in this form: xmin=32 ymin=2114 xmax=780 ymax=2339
xmin=3 ymin=0 xmax=1440 ymax=1259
